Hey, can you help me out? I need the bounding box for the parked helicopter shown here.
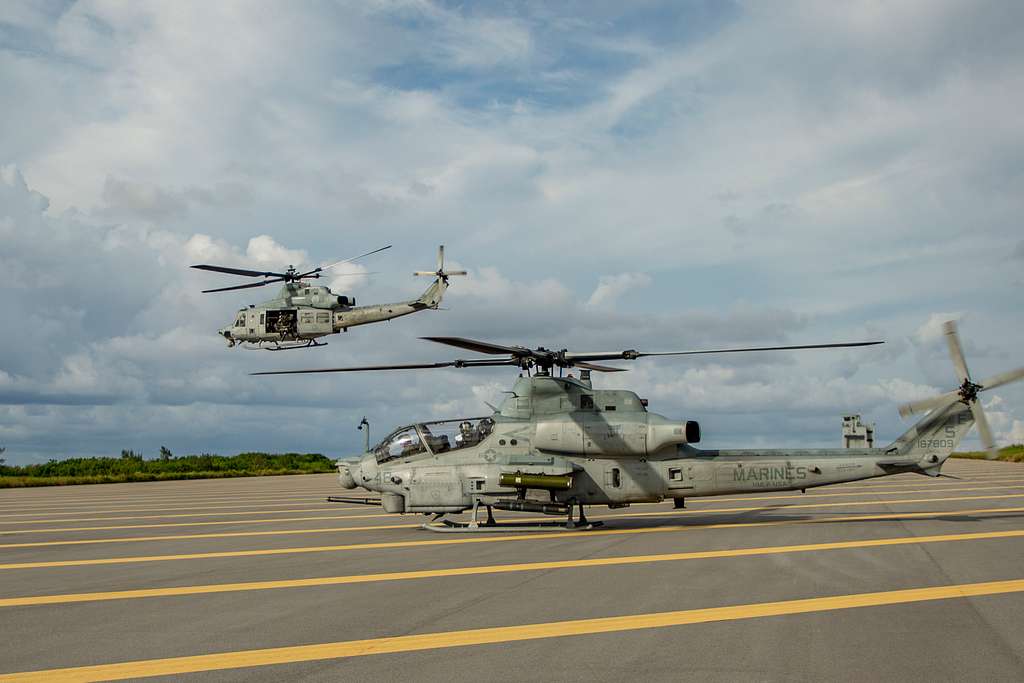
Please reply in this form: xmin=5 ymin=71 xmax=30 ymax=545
xmin=255 ymin=321 xmax=1021 ymax=531
xmin=192 ymin=245 xmax=465 ymax=350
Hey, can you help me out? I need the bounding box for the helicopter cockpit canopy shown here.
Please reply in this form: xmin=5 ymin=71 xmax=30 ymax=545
xmin=375 ymin=427 xmax=426 ymax=463
xmin=374 ymin=417 xmax=494 ymax=464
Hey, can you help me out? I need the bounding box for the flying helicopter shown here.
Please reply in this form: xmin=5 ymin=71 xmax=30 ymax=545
xmin=192 ymin=245 xmax=465 ymax=350
xmin=254 ymin=321 xmax=1022 ymax=531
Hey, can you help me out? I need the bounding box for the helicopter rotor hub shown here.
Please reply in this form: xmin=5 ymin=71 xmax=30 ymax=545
xmin=958 ymin=379 xmax=982 ymax=404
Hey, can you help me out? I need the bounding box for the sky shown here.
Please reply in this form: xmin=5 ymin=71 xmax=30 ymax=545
xmin=1 ymin=0 xmax=1022 ymax=465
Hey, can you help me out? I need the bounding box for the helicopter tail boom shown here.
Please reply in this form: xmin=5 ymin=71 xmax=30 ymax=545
xmin=883 ymin=401 xmax=975 ymax=475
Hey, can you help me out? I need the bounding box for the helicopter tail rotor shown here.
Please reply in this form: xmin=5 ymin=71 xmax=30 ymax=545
xmin=898 ymin=320 xmax=1024 ymax=458
xmin=415 ymin=245 xmax=467 ymax=284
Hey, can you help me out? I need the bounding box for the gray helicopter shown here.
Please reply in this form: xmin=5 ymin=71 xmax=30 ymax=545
xmin=255 ymin=321 xmax=1022 ymax=531
xmin=192 ymin=245 xmax=465 ymax=350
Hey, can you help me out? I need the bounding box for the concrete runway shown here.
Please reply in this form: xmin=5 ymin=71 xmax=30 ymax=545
xmin=1 ymin=459 xmax=1023 ymax=682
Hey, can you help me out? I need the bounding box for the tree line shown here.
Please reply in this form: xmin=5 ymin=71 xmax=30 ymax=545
xmin=0 ymin=447 xmax=336 ymax=481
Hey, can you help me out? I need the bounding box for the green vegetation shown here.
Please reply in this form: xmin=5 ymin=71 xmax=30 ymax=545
xmin=951 ymin=444 xmax=1024 ymax=463
xmin=0 ymin=451 xmax=336 ymax=488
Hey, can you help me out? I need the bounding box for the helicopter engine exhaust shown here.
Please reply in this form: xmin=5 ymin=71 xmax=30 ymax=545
xmin=647 ymin=419 xmax=701 ymax=451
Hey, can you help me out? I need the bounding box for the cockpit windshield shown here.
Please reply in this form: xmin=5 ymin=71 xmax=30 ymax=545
xmin=419 ymin=417 xmax=494 ymax=454
xmin=375 ymin=427 xmax=426 ymax=463
xmin=374 ymin=417 xmax=494 ymax=464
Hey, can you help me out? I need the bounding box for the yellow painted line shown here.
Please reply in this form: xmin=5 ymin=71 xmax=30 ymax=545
xmin=5 ymin=490 xmax=1023 ymax=550
xmin=4 ymin=475 xmax=1023 ymax=519
xmin=0 ymin=522 xmax=415 ymax=549
xmin=687 ymin=483 xmax=1024 ymax=505
xmin=0 ymin=499 xmax=353 ymax=518
xmin=621 ymin=491 xmax=1024 ymax=516
xmin=2 ymin=505 xmax=1021 ymax=571
xmin=0 ymin=513 xmax=394 ymax=535
xmin=0 ymin=492 xmax=341 ymax=511
xmin=828 ymin=474 xmax=1024 ymax=489
xmin=1 ymin=472 xmax=1020 ymax=507
xmin=0 ymin=474 xmax=1014 ymax=512
xmin=0 ymin=478 xmax=1017 ymax=527
xmin=4 ymin=528 xmax=1023 ymax=609
xmin=7 ymin=578 xmax=1024 ymax=681
xmin=1 ymin=471 xmax=1019 ymax=507
xmin=0 ymin=506 xmax=369 ymax=526
xmin=6 ymin=483 xmax=1023 ymax=535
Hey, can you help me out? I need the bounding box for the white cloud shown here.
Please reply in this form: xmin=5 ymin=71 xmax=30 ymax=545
xmin=245 ymin=235 xmax=308 ymax=268
xmin=1006 ymin=420 xmax=1024 ymax=444
xmin=914 ymin=313 xmax=963 ymax=344
xmin=1 ymin=3 xmax=1022 ymax=461
xmin=586 ymin=273 xmax=652 ymax=307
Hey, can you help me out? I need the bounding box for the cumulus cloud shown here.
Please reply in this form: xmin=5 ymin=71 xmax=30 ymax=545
xmin=983 ymin=395 xmax=1024 ymax=447
xmin=586 ymin=273 xmax=652 ymax=307
xmin=914 ymin=313 xmax=963 ymax=344
xmin=1 ymin=2 xmax=1022 ymax=462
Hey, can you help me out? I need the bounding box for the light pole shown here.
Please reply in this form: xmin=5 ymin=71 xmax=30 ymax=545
xmin=357 ymin=417 xmax=370 ymax=452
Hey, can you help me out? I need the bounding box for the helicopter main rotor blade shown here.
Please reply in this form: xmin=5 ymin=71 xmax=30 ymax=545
xmin=298 ymin=245 xmax=392 ymax=279
xmin=421 ymin=337 xmax=531 ymax=356
xmin=978 ymin=367 xmax=1024 ymax=392
xmin=897 ymin=391 xmax=958 ymax=419
xmin=943 ymin=320 xmax=971 ymax=384
xmin=573 ymin=361 xmax=628 ymax=373
xmin=191 ymin=264 xmax=287 ymax=279
xmin=565 ymin=340 xmax=884 ymax=363
xmin=251 ymin=359 xmax=518 ymax=375
xmin=969 ymin=399 xmax=997 ymax=455
xmin=201 ymin=277 xmax=285 ymax=294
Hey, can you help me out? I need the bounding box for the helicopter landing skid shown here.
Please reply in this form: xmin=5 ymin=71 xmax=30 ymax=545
xmin=421 ymin=518 xmax=602 ymax=533
xmin=241 ymin=339 xmax=327 ymax=351
xmin=421 ymin=501 xmax=602 ymax=533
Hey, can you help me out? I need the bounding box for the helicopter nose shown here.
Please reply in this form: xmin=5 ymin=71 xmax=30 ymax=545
xmin=337 ymin=460 xmax=358 ymax=489
xmin=357 ymin=453 xmax=378 ymax=488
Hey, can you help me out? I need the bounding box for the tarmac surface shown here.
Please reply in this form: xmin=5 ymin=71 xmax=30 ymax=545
xmin=1 ymin=459 xmax=1023 ymax=681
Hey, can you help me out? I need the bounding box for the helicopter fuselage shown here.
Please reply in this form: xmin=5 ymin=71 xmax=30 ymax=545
xmin=219 ymin=280 xmax=441 ymax=348
xmin=337 ymin=375 xmax=976 ymax=520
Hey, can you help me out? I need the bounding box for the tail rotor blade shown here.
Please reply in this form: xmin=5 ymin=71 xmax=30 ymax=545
xmin=898 ymin=391 xmax=958 ymax=419
xmin=444 ymin=270 xmax=467 ymax=276
xmin=979 ymin=367 xmax=1024 ymax=392
xmin=414 ymin=271 xmax=437 ymax=277
xmin=969 ymin=399 xmax=997 ymax=456
xmin=943 ymin=320 xmax=971 ymax=383
xmin=438 ymin=245 xmax=444 ymax=272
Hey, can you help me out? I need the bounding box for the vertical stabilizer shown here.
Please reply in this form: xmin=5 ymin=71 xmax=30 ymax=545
xmin=885 ymin=402 xmax=974 ymax=475
xmin=413 ymin=245 xmax=465 ymax=309
xmin=417 ymin=278 xmax=447 ymax=309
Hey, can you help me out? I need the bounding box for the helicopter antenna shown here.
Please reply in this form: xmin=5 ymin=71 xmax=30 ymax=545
xmin=357 ymin=417 xmax=370 ymax=452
